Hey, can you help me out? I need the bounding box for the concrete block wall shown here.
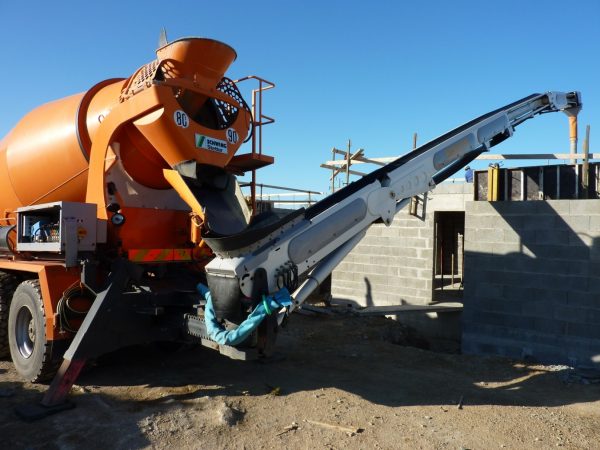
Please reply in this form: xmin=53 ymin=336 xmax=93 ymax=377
xmin=462 ymin=199 xmax=600 ymax=368
xmin=331 ymin=182 xmax=473 ymax=307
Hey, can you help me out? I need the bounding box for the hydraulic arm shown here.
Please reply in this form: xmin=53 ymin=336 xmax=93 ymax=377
xmin=203 ymin=91 xmax=582 ymax=327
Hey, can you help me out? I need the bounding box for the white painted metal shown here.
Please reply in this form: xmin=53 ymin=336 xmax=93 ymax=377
xmin=205 ymin=91 xmax=582 ymax=310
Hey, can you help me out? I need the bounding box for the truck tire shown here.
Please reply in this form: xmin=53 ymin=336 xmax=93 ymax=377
xmin=8 ymin=280 xmax=58 ymax=382
xmin=0 ymin=271 xmax=19 ymax=358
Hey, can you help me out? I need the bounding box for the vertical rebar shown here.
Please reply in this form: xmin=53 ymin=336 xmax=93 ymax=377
xmin=331 ymin=147 xmax=336 ymax=193
xmin=345 ymin=139 xmax=351 ymax=187
xmin=583 ymin=125 xmax=591 ymax=199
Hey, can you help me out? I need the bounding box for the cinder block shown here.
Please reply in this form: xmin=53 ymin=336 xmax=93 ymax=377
xmin=570 ymin=232 xmax=594 ymax=247
xmin=488 ymin=201 xmax=542 ymax=215
xmin=589 ymin=216 xmax=600 ymax=231
xmin=402 ymin=256 xmax=429 ymax=269
xmin=461 ymin=333 xmax=524 ymax=359
xmin=375 ymin=227 xmax=399 ymax=238
xmin=418 ymin=228 xmax=434 ymax=239
xmin=566 ymin=322 xmax=600 ymax=340
xmin=520 ymin=301 xmax=555 ymax=319
xmin=415 ymin=249 xmax=433 ymax=260
xmin=533 ymin=230 xmax=570 ymax=246
xmin=567 ymin=291 xmax=600 ymax=308
xmin=464 ymin=241 xmax=496 ymax=255
xmin=466 ymin=201 xmax=498 ymax=214
xmin=555 ymin=305 xmax=600 ymax=324
xmin=521 ymin=215 xmax=558 ymax=230
xmin=466 ymin=215 xmax=495 ymax=229
xmin=402 ymin=237 xmax=428 ymax=249
xmin=367 ymin=226 xmax=383 ymax=237
xmin=470 ymin=228 xmax=505 ymax=244
xmin=474 ymin=282 xmax=504 ymax=300
xmin=569 ymin=200 xmax=600 ymax=215
xmin=491 ymin=242 xmax=524 ymax=256
xmin=389 ymin=246 xmax=418 ymax=258
xmin=545 ymin=200 xmax=571 ymax=215
xmin=524 ymin=244 xmax=589 ymax=261
xmin=558 ymin=215 xmax=591 ymax=233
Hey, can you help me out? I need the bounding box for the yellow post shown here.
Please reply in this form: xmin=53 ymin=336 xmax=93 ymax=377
xmin=487 ymin=165 xmax=499 ymax=201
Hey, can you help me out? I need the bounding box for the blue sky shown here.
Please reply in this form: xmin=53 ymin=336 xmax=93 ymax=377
xmin=1 ymin=0 xmax=598 ymax=198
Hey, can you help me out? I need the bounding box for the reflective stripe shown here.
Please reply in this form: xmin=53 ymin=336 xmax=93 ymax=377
xmin=128 ymin=248 xmax=192 ymax=262
xmin=173 ymin=248 xmax=192 ymax=261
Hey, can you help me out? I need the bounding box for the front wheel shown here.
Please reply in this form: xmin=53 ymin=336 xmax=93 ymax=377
xmin=8 ymin=280 xmax=59 ymax=382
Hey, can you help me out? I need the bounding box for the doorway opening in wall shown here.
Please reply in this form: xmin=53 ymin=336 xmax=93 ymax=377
xmin=433 ymin=211 xmax=465 ymax=302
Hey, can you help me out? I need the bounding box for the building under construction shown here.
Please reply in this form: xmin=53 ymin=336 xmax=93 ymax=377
xmin=331 ymin=159 xmax=600 ymax=369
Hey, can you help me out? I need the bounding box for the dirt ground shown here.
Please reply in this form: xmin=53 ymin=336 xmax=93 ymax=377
xmin=1 ymin=310 xmax=600 ymax=450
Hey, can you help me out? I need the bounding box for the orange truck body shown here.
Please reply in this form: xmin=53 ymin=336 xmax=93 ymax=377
xmin=0 ymin=37 xmax=269 ymax=371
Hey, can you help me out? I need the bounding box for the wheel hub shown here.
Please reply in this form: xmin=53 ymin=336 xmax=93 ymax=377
xmin=28 ymin=319 xmax=36 ymax=343
xmin=15 ymin=305 xmax=35 ymax=359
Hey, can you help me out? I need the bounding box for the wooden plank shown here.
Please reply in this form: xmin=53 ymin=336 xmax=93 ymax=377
xmin=356 ymin=302 xmax=463 ymax=316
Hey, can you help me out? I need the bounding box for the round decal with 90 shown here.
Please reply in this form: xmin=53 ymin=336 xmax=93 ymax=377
xmin=227 ymin=128 xmax=239 ymax=144
xmin=174 ymin=110 xmax=189 ymax=128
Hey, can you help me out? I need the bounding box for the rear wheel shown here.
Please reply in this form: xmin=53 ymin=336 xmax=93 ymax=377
xmin=8 ymin=280 xmax=59 ymax=382
xmin=0 ymin=271 xmax=19 ymax=358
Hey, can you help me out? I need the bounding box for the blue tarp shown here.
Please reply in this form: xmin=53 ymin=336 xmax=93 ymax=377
xmin=197 ymin=283 xmax=292 ymax=346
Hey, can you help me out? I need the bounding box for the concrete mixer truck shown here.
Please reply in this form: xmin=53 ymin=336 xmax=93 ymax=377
xmin=0 ymin=35 xmax=581 ymax=418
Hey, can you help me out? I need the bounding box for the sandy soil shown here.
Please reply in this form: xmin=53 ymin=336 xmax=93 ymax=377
xmin=1 ymin=311 xmax=600 ymax=450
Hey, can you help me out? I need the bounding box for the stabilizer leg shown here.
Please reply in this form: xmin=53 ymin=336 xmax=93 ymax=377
xmin=15 ymin=260 xmax=132 ymax=420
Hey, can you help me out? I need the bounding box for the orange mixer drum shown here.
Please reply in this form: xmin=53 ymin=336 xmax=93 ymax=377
xmin=0 ymin=79 xmax=123 ymax=216
xmin=0 ymin=37 xmax=248 ymax=219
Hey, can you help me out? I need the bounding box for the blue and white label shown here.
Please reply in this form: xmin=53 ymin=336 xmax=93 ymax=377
xmin=226 ymin=128 xmax=239 ymax=144
xmin=173 ymin=110 xmax=189 ymax=128
xmin=195 ymin=134 xmax=228 ymax=154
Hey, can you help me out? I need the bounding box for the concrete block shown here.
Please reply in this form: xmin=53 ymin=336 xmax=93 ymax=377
xmin=488 ymin=201 xmax=544 ymax=216
xmin=520 ymin=301 xmax=555 ymax=319
xmin=590 ymin=245 xmax=600 ymax=261
xmin=558 ymin=215 xmax=591 ymax=233
xmin=361 ymin=236 xmax=392 ymax=247
xmin=524 ymin=244 xmax=589 ymax=261
xmin=566 ymin=322 xmax=600 ymax=340
xmin=470 ymin=310 xmax=524 ymax=327
xmin=570 ymin=232 xmax=594 ymax=247
xmin=392 ymin=218 xmax=427 ymax=229
xmin=461 ymin=333 xmax=524 ymax=360
xmin=555 ymin=305 xmax=600 ymax=324
xmin=470 ymin=228 xmax=505 ymax=244
xmin=464 ymin=242 xmax=497 ymax=255
xmin=545 ymin=200 xmax=571 ymax=215
xmin=416 ymin=248 xmax=433 ymax=259
xmin=389 ymin=246 xmax=418 ymax=258
xmin=531 ymin=317 xmax=567 ymax=335
xmin=466 ymin=201 xmax=497 ymax=214
xmin=362 ymin=273 xmax=388 ymax=286
xmin=402 ymin=257 xmax=429 ymax=269
xmin=474 ymin=282 xmax=504 ymax=300
xmin=418 ymin=228 xmax=434 ymax=239
xmin=474 ymin=297 xmax=521 ymax=314
xmin=521 ymin=215 xmax=559 ymax=231
xmin=368 ymin=226 xmax=383 ymax=237
xmin=403 ymin=237 xmax=428 ymax=249
xmin=589 ymin=216 xmax=600 ymax=231
xmin=466 ymin=215 xmax=496 ymax=229
xmin=491 ymin=242 xmax=525 ymax=256
xmin=533 ymin=230 xmax=570 ymax=246
xmin=567 ymin=291 xmax=600 ymax=309
xmin=375 ymin=227 xmax=400 ymax=238
xmin=569 ymin=200 xmax=600 ymax=215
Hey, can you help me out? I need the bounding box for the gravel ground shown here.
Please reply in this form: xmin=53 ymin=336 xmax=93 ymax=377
xmin=1 ymin=312 xmax=600 ymax=449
